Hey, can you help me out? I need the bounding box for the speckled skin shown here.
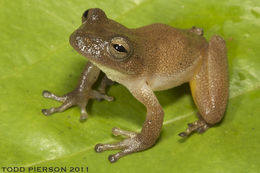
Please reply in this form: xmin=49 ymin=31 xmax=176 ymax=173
xmin=42 ymin=8 xmax=228 ymax=163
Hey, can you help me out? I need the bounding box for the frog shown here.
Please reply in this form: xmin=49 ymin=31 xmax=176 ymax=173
xmin=42 ymin=8 xmax=228 ymax=163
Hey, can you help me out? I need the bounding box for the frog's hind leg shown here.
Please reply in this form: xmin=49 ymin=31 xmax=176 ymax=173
xmin=179 ymin=35 xmax=228 ymax=137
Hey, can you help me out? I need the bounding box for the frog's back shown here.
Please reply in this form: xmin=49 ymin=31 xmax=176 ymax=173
xmin=133 ymin=23 xmax=208 ymax=91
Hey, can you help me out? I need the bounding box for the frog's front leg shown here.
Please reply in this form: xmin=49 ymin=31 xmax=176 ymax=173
xmin=95 ymin=82 xmax=164 ymax=163
xmin=42 ymin=61 xmax=113 ymax=121
xmin=179 ymin=35 xmax=228 ymax=137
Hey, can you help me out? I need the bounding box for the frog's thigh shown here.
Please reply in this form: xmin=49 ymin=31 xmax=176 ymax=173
xmin=189 ymin=35 xmax=228 ymax=125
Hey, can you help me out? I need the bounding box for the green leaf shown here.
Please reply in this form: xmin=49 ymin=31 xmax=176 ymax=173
xmin=0 ymin=0 xmax=259 ymax=172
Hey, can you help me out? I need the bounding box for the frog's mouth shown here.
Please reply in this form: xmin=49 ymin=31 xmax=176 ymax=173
xmin=69 ymin=30 xmax=108 ymax=59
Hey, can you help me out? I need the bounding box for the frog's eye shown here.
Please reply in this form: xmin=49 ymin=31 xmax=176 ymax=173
xmin=108 ymin=37 xmax=132 ymax=61
xmin=113 ymin=44 xmax=127 ymax=53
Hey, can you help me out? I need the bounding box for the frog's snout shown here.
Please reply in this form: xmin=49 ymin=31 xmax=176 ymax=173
xmin=69 ymin=30 xmax=77 ymax=48
xmin=69 ymin=30 xmax=86 ymax=53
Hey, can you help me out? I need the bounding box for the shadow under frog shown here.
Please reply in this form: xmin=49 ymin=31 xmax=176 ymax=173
xmin=42 ymin=8 xmax=228 ymax=163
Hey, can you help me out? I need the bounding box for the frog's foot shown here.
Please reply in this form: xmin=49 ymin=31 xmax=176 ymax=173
xmin=178 ymin=119 xmax=210 ymax=137
xmin=42 ymin=89 xmax=113 ymax=121
xmin=98 ymin=75 xmax=115 ymax=95
xmin=95 ymin=127 xmax=151 ymax=163
xmin=190 ymin=26 xmax=204 ymax=36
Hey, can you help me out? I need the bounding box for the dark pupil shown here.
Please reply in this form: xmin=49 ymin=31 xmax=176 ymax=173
xmin=113 ymin=44 xmax=126 ymax=53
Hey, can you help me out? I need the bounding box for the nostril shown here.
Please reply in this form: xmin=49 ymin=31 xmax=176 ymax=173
xmin=81 ymin=8 xmax=107 ymax=23
xmin=83 ymin=9 xmax=89 ymax=18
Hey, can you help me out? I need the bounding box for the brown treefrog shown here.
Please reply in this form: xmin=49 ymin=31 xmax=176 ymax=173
xmin=42 ymin=8 xmax=228 ymax=163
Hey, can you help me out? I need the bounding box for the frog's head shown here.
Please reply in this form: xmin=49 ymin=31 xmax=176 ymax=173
xmin=70 ymin=8 xmax=143 ymax=75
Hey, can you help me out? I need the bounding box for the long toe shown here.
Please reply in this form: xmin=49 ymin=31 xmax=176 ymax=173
xmin=79 ymin=106 xmax=88 ymax=121
xmin=108 ymin=149 xmax=134 ymax=163
xmin=42 ymin=90 xmax=66 ymax=102
xmin=112 ymin=127 xmax=137 ymax=138
xmin=41 ymin=101 xmax=73 ymax=116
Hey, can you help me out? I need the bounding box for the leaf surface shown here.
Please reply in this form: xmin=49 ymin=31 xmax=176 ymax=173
xmin=0 ymin=0 xmax=260 ymax=172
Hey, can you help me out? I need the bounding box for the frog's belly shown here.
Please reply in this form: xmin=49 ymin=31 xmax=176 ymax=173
xmin=148 ymin=66 xmax=196 ymax=91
